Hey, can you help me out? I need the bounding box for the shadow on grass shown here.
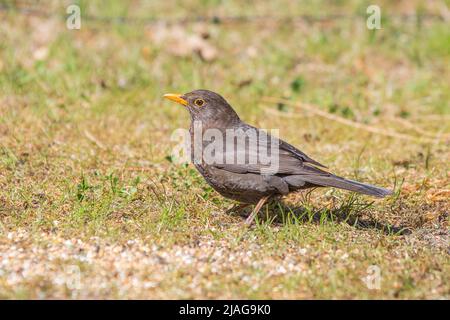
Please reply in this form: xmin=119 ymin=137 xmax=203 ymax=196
xmin=230 ymin=195 xmax=412 ymax=236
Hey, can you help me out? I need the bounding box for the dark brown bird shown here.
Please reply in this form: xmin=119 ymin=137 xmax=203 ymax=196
xmin=164 ymin=89 xmax=392 ymax=225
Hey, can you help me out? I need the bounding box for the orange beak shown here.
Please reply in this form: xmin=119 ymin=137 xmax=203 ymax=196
xmin=163 ymin=93 xmax=188 ymax=106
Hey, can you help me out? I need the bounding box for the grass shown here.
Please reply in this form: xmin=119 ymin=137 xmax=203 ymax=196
xmin=0 ymin=0 xmax=449 ymax=299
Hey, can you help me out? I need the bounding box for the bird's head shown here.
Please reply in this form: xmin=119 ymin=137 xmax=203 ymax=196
xmin=164 ymin=89 xmax=240 ymax=126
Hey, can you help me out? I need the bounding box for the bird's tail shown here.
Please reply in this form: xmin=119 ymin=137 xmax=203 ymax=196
xmin=303 ymin=174 xmax=392 ymax=198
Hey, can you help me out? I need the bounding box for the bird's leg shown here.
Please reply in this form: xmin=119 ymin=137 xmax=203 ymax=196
xmin=226 ymin=203 xmax=251 ymax=215
xmin=245 ymin=195 xmax=271 ymax=226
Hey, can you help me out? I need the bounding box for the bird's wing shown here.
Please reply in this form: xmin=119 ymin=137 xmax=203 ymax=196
xmin=213 ymin=148 xmax=306 ymax=175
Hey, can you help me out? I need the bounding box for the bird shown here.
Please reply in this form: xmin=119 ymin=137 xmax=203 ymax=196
xmin=164 ymin=89 xmax=392 ymax=225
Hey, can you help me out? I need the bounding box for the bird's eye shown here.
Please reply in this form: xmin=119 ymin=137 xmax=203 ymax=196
xmin=194 ymin=99 xmax=205 ymax=107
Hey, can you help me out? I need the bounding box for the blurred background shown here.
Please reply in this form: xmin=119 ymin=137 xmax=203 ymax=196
xmin=0 ymin=0 xmax=449 ymax=299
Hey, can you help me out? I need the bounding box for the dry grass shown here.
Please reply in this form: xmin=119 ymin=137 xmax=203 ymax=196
xmin=0 ymin=0 xmax=449 ymax=299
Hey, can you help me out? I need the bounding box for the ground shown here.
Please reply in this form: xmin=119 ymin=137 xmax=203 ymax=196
xmin=0 ymin=0 xmax=449 ymax=299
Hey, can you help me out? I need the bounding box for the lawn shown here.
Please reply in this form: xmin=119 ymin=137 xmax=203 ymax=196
xmin=0 ymin=0 xmax=448 ymax=299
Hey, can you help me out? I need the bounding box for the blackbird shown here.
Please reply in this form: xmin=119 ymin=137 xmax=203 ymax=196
xmin=164 ymin=89 xmax=392 ymax=225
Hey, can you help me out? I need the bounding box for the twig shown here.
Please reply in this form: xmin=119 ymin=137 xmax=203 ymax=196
xmin=262 ymin=97 xmax=440 ymax=144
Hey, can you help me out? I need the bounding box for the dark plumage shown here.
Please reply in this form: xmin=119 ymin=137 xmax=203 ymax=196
xmin=164 ymin=89 xmax=392 ymax=225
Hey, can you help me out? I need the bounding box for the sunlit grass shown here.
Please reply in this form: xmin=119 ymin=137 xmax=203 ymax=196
xmin=0 ymin=0 xmax=448 ymax=299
